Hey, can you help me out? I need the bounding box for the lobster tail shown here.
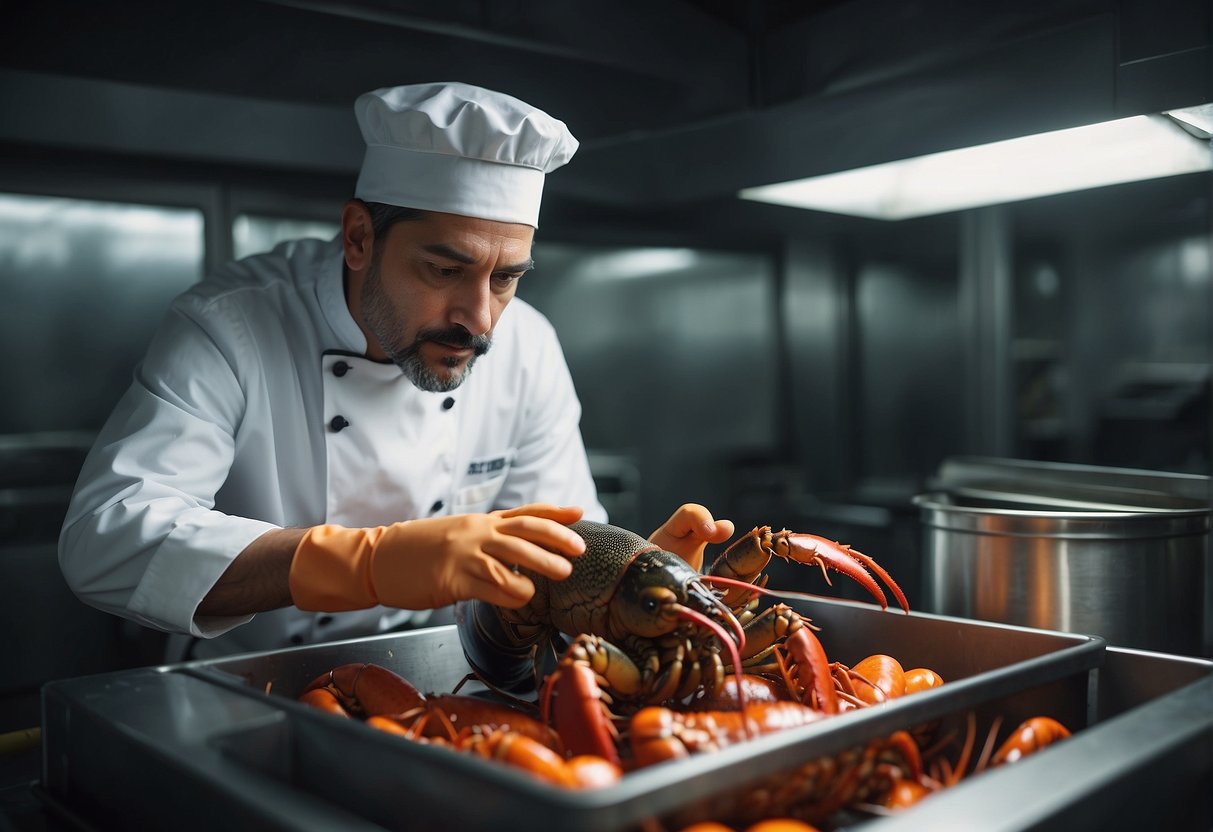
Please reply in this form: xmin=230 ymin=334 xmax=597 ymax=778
xmin=456 ymin=599 xmax=548 ymax=692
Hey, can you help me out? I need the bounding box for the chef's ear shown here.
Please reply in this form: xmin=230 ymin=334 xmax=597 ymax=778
xmin=340 ymin=200 xmax=375 ymax=271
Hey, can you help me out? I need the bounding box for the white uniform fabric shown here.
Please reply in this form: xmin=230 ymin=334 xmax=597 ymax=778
xmin=59 ymin=235 xmax=606 ymax=657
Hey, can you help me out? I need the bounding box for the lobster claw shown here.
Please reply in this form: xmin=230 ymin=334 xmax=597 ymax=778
xmin=783 ymin=627 xmax=840 ymax=715
xmin=991 ymin=717 xmax=1071 ymax=766
xmin=541 ymin=661 xmax=621 ymax=767
xmin=456 ymin=600 xmax=546 ymax=692
xmin=299 ymin=662 xmax=427 ymax=717
xmin=771 ymin=530 xmax=910 ymax=613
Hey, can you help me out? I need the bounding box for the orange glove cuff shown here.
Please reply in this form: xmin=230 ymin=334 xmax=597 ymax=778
xmin=288 ymin=524 xmax=386 ymax=612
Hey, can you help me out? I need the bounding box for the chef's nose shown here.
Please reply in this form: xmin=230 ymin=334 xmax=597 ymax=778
xmin=450 ymin=275 xmax=493 ymax=336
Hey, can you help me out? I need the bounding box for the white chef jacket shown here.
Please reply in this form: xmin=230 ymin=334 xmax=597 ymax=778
xmin=58 ymin=236 xmax=606 ymax=657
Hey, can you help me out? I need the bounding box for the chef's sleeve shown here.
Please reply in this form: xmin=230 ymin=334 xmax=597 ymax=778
xmin=58 ymin=305 xmax=276 ymax=637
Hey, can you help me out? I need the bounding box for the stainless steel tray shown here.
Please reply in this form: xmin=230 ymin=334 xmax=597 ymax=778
xmin=860 ymin=647 xmax=1213 ymax=832
xmin=42 ymin=598 xmax=1119 ymax=831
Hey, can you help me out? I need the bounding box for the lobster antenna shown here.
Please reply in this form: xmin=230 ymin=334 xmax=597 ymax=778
xmin=676 ymin=606 xmax=753 ymax=737
xmin=702 ymin=591 xmax=747 ymax=651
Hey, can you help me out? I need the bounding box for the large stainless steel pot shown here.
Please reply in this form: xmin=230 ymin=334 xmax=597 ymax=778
xmin=917 ymin=458 xmax=1211 ymax=656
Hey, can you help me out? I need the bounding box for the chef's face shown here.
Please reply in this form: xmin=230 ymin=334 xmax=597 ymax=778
xmin=344 ymin=206 xmax=535 ymax=392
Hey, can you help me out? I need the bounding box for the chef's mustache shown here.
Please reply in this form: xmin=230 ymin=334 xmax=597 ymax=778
xmin=417 ymin=326 xmax=491 ymax=356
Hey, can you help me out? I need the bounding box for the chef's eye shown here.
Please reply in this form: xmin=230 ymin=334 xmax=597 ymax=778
xmin=428 ymin=263 xmax=461 ymax=278
xmin=490 ymin=272 xmax=524 ymax=293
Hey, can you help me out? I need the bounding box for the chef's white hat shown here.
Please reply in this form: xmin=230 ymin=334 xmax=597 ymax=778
xmin=353 ymin=82 xmax=578 ymax=228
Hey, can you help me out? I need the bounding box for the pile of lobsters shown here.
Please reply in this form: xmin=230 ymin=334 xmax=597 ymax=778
xmin=297 ymin=520 xmax=1071 ymax=829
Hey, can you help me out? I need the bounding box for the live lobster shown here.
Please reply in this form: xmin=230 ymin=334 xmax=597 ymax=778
xmin=457 ymin=520 xmax=909 ymax=766
xmin=879 ymin=713 xmax=1074 ymax=812
xmin=298 ymin=661 xmax=621 ymax=789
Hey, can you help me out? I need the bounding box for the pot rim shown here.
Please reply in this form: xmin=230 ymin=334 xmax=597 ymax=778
xmin=913 ymin=491 xmax=1210 ymax=518
xmin=913 ymin=491 xmax=1210 ymax=538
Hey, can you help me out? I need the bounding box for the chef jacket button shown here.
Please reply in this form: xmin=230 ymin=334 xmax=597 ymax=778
xmin=289 ymin=634 xmax=304 ymax=645
xmin=329 ymin=415 xmax=350 ymax=432
xmin=317 ymin=615 xmax=333 ymax=627
xmin=430 ymin=500 xmax=444 ymax=513
xmin=442 ymin=397 xmax=455 ymax=410
xmin=332 ymin=360 xmax=350 ymax=377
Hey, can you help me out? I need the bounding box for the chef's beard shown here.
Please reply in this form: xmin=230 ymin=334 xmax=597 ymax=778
xmin=361 ymin=258 xmax=492 ymax=393
xmin=392 ymin=327 xmax=491 ymax=392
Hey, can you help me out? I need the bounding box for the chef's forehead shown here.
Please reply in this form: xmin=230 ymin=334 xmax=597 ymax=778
xmin=375 ymin=208 xmax=536 ymax=261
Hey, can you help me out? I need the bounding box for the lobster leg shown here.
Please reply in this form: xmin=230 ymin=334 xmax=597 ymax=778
xmin=730 ymin=603 xmax=806 ymax=665
xmin=884 ymin=728 xmax=925 ymax=781
xmin=708 ymin=603 xmax=838 ymax=715
xmin=670 ymin=601 xmax=839 ymax=716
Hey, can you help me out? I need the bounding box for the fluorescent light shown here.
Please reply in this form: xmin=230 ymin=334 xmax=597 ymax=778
xmin=739 ymin=113 xmax=1212 ymax=221
xmin=567 ymin=248 xmax=699 ymax=282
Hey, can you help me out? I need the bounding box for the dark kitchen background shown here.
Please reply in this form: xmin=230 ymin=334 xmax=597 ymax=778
xmin=0 ymin=0 xmax=1209 ymax=731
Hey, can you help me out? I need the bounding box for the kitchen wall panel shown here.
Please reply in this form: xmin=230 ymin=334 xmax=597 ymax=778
xmin=520 ymin=244 xmax=778 ymax=534
xmin=855 ymin=260 xmax=965 ymax=491
xmin=1012 ymin=172 xmax=1211 ymax=473
xmin=0 ymin=193 xmax=204 ymax=436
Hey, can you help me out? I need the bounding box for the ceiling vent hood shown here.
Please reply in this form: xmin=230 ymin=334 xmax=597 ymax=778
xmin=0 ymin=0 xmax=1207 ymax=218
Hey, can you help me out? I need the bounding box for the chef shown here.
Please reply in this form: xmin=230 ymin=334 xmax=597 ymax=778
xmin=58 ymin=81 xmax=732 ymax=659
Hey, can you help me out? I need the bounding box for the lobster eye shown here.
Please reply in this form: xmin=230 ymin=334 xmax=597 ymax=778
xmin=639 ymin=587 xmax=675 ymax=617
xmin=628 ymin=585 xmax=681 ymax=638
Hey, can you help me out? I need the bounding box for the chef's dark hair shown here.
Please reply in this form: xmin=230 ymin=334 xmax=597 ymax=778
xmin=357 ymin=200 xmax=427 ymax=241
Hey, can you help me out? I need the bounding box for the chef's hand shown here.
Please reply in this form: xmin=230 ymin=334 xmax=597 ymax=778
xmin=288 ymin=504 xmax=586 ymax=612
xmin=648 ymin=503 xmax=735 ymax=572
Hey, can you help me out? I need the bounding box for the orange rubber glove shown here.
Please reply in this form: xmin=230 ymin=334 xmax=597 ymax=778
xmin=289 ymin=504 xmax=585 ymax=612
xmin=648 ymin=503 xmax=735 ymax=572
